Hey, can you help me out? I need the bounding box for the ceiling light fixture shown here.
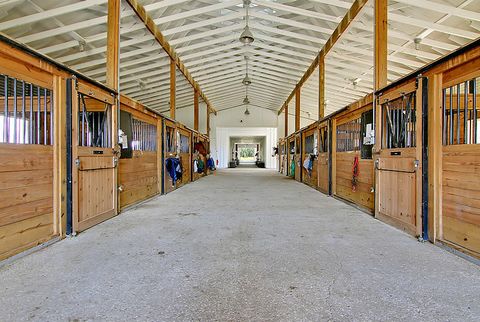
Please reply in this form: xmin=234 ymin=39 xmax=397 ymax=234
xmin=243 ymin=83 xmax=250 ymax=115
xmin=414 ymin=37 xmax=422 ymax=50
xmin=239 ymin=0 xmax=254 ymax=44
xmin=78 ymin=40 xmax=87 ymax=52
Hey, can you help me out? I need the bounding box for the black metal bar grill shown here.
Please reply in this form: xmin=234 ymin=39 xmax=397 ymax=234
xmin=0 ymin=73 xmax=53 ymax=145
xmin=442 ymin=77 xmax=479 ymax=145
xmin=381 ymin=92 xmax=416 ymax=149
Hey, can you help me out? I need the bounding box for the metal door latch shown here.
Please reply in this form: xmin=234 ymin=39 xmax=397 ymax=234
xmin=75 ymin=159 xmax=81 ymax=168
xmin=374 ymin=159 xmax=379 ymax=170
xmin=414 ymin=160 xmax=419 ymax=169
xmin=113 ymin=157 xmax=118 ymax=167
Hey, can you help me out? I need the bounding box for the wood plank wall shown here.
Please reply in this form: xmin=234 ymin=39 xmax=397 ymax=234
xmin=333 ymin=100 xmax=375 ymax=213
xmin=0 ymin=144 xmax=56 ymax=261
xmin=441 ymin=145 xmax=480 ymax=256
xmin=118 ymin=100 xmax=160 ymax=209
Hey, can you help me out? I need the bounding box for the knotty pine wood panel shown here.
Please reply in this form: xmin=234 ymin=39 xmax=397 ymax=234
xmin=119 ymin=151 xmax=159 ymax=209
xmin=335 ymin=151 xmax=374 ymax=212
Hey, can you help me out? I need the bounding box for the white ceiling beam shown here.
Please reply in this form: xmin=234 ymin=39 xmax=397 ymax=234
xmin=394 ymin=0 xmax=480 ymax=22
xmin=0 ymin=0 xmax=107 ymax=31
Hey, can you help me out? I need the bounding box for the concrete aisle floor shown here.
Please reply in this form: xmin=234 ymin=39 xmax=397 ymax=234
xmin=1 ymin=169 xmax=479 ymax=322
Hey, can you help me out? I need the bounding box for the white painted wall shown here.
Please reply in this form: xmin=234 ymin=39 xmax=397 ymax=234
xmin=215 ymin=127 xmax=277 ymax=169
xmin=175 ymin=107 xmax=194 ymax=129
xmin=214 ymin=105 xmax=278 ymax=128
xmin=199 ymin=101 xmax=207 ymax=134
xmin=277 ymin=111 xmax=285 ymax=141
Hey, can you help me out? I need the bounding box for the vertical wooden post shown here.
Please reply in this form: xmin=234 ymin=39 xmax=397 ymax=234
xmin=156 ymin=117 xmax=163 ymax=195
xmin=206 ymin=105 xmax=210 ymax=137
xmin=428 ymin=74 xmax=443 ymax=242
xmin=295 ymin=87 xmax=300 ymax=131
xmin=106 ymin=0 xmax=120 ymax=90
xmin=106 ymin=0 xmax=120 ymax=214
xmin=284 ymin=104 xmax=288 ymax=137
xmin=194 ymin=90 xmax=199 ymax=131
xmin=53 ymin=75 xmax=66 ymax=236
xmin=374 ymin=0 xmax=387 ymax=219
xmin=374 ymin=0 xmax=387 ymax=91
xmin=319 ymin=54 xmax=325 ymax=119
xmin=295 ymin=86 xmax=301 ymax=132
xmin=170 ymin=59 xmax=176 ymax=119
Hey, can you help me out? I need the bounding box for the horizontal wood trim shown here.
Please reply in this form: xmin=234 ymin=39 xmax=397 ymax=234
xmin=79 ymin=156 xmax=116 ymax=171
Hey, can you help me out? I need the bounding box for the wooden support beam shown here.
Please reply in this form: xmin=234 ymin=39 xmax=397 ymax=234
xmin=106 ymin=0 xmax=120 ymax=90
xmin=170 ymin=59 xmax=176 ymax=119
xmin=206 ymin=105 xmax=211 ymax=137
xmin=124 ymin=0 xmax=216 ymax=113
xmin=284 ymin=103 xmax=288 ymax=137
xmin=295 ymin=87 xmax=300 ymax=131
xmin=194 ymin=90 xmax=199 ymax=131
xmin=278 ymin=0 xmax=369 ymax=115
xmin=319 ymin=54 xmax=325 ymax=119
xmin=375 ymin=0 xmax=388 ymax=90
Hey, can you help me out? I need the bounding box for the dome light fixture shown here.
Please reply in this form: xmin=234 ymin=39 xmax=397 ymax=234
xmin=242 ymin=74 xmax=252 ymax=86
xmin=239 ymin=0 xmax=254 ymax=44
xmin=242 ymin=56 xmax=252 ymax=86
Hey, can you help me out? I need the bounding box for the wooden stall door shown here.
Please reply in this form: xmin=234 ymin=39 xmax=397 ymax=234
xmin=177 ymin=128 xmax=191 ymax=188
xmin=281 ymin=142 xmax=287 ymax=175
xmin=72 ymin=82 xmax=117 ymax=233
xmin=287 ymin=137 xmax=295 ymax=177
xmin=440 ymin=66 xmax=480 ymax=257
xmin=163 ymin=120 xmax=177 ymax=193
xmin=295 ymin=134 xmax=302 ymax=182
xmin=375 ymin=82 xmax=422 ymax=236
xmin=302 ymin=128 xmax=318 ymax=188
xmin=317 ymin=125 xmax=329 ymax=194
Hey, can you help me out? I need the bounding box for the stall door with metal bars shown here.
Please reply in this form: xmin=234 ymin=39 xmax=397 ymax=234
xmin=71 ymin=81 xmax=117 ymax=233
xmin=317 ymin=124 xmax=329 ymax=194
xmin=375 ymin=81 xmax=424 ymax=236
xmin=295 ymin=133 xmax=302 ymax=182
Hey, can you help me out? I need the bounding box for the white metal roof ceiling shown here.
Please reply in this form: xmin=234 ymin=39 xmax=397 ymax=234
xmin=0 ymin=0 xmax=479 ymax=118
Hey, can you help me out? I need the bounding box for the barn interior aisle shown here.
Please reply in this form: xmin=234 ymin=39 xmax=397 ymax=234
xmin=0 ymin=169 xmax=479 ymax=321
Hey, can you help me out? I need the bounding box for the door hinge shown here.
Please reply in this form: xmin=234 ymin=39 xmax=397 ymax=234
xmin=75 ymin=158 xmax=81 ymax=168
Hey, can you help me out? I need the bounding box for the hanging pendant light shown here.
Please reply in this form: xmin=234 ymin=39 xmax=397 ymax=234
xmin=239 ymin=0 xmax=254 ymax=44
xmin=243 ymin=96 xmax=250 ymax=105
xmin=242 ymin=74 xmax=252 ymax=86
xmin=244 ymin=107 xmax=250 ymax=115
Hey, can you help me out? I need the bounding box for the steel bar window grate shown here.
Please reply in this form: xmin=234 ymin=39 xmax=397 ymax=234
xmin=179 ymin=134 xmax=189 ymax=153
xmin=381 ymin=92 xmax=416 ymax=149
xmin=0 ymin=74 xmax=54 ymax=145
xmin=336 ymin=118 xmax=361 ymax=152
xmin=131 ymin=118 xmax=156 ymax=151
xmin=78 ymin=93 xmax=111 ymax=148
xmin=319 ymin=127 xmax=328 ymax=153
xmin=442 ymin=77 xmax=479 ymax=145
